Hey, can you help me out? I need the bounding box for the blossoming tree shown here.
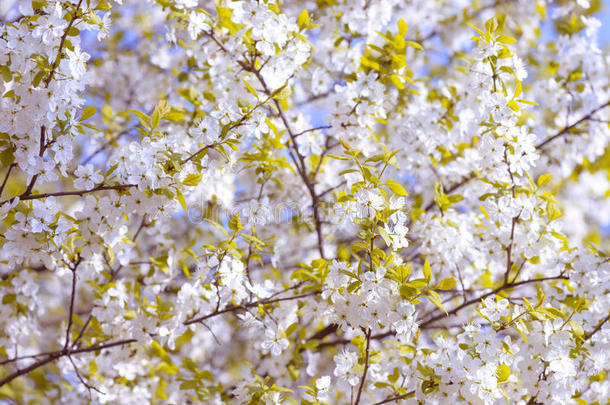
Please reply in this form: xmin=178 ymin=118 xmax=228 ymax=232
xmin=0 ymin=0 xmax=609 ymax=403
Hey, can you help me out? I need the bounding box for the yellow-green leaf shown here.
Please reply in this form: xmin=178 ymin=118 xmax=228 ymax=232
xmin=569 ymin=320 xmax=584 ymax=338
xmin=183 ymin=173 xmax=203 ymax=186
xmin=242 ymin=79 xmax=259 ymax=99
xmin=405 ymin=41 xmax=423 ymax=50
xmin=468 ymin=23 xmax=485 ymax=36
xmin=422 ymin=259 xmax=431 ymax=281
xmin=426 ymin=291 xmax=447 ymax=315
xmin=80 ymin=106 xmax=96 ymax=121
xmin=163 ymin=111 xmax=185 ymax=122
xmin=537 ymin=173 xmax=552 ymax=187
xmin=398 ymin=19 xmax=408 ymax=36
xmin=437 ymin=277 xmax=457 ymax=290
xmin=175 ymin=188 xmax=187 ymax=214
xmin=297 ymin=9 xmax=309 ymax=30
xmin=496 ymin=35 xmax=517 ymax=44
xmin=385 ymin=179 xmax=408 ymax=196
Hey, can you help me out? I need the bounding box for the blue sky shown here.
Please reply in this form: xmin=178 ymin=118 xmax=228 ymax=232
xmin=599 ymin=0 xmax=610 ymax=43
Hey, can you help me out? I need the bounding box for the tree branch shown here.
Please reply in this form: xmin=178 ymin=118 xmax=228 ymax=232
xmin=0 ymin=183 xmax=137 ymax=206
xmin=354 ymin=328 xmax=372 ymax=405
xmin=0 ymin=338 xmax=136 ymax=387
xmin=535 ymin=100 xmax=610 ymax=150
xmin=184 ymin=289 xmax=319 ymax=325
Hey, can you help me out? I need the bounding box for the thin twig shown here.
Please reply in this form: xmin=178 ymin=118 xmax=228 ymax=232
xmin=0 ymin=163 xmax=15 ymax=198
xmin=0 ymin=184 xmax=136 ymax=206
xmin=354 ymin=328 xmax=372 ymax=405
xmin=536 ymin=100 xmax=610 ymax=149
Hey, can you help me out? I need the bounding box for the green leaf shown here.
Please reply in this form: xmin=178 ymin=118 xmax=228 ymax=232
xmin=2 ymin=293 xmax=16 ymax=304
xmin=496 ymin=35 xmax=517 ymax=44
xmin=468 ymin=23 xmax=485 ymax=36
xmin=408 ymin=279 xmax=428 ymax=289
xmin=242 ymin=79 xmax=259 ymax=99
xmin=537 ymin=173 xmax=552 ymax=187
xmin=569 ymin=320 xmax=584 ymax=338
xmin=228 ymin=213 xmax=243 ymax=232
xmin=163 ymin=111 xmax=185 ymax=122
xmin=405 ymin=41 xmax=423 ymax=50
xmin=385 ymin=179 xmax=408 ymax=196
xmin=175 ymin=188 xmax=187 ymax=214
xmin=272 ymin=84 xmax=292 ymax=100
xmin=183 ymin=173 xmax=203 ymax=186
xmin=426 ymin=291 xmax=447 ymax=315
xmin=80 ymin=106 xmax=96 ymax=121
xmin=378 ymin=226 xmax=393 ymax=247
xmin=297 ymin=9 xmax=309 ymax=30
xmin=285 ymin=322 xmax=298 ymax=337
xmin=437 ymin=277 xmax=457 ymax=290
xmin=327 ymin=154 xmax=351 ymax=161
xmin=398 ymin=19 xmax=408 ymax=36
xmin=399 ymin=284 xmax=419 ymax=298
xmin=152 ymin=107 xmax=161 ymax=129
xmin=390 ymin=74 xmax=405 ymax=90
xmin=485 ymin=17 xmax=498 ymax=33
xmin=422 ymin=259 xmax=431 ymax=281
xmin=547 ymin=203 xmax=562 ymax=221
xmin=516 ymin=99 xmax=539 ymax=106
xmin=128 ymin=110 xmax=151 ymax=129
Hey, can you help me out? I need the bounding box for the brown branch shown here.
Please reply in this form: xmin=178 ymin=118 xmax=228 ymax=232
xmin=22 ymin=0 xmax=84 ymax=198
xmin=535 ymin=100 xmax=610 ymax=150
xmin=0 ymin=338 xmax=136 ymax=387
xmin=504 ymin=215 xmax=518 ymax=285
xmin=318 ymin=276 xmax=568 ymax=348
xmin=373 ymin=390 xmax=415 ymax=405
xmin=585 ymin=314 xmax=610 ymax=340
xmin=413 ymin=100 xmax=610 ymax=222
xmin=81 ymin=125 xmax=140 ymax=165
xmin=354 ymin=328 xmax=372 ymax=405
xmin=0 ymin=163 xmax=15 ymax=198
xmin=0 ymin=183 xmax=137 ymax=206
xmin=64 ymin=258 xmax=81 ymax=350
xmin=418 ymin=275 xmax=568 ymax=328
xmin=293 ymin=125 xmax=332 ymax=138
xmin=184 ymin=290 xmax=319 ymax=325
xmin=205 ymin=29 xmax=327 ymax=259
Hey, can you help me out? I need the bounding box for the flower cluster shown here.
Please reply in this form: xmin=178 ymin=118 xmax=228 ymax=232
xmin=0 ymin=1 xmax=609 ymax=404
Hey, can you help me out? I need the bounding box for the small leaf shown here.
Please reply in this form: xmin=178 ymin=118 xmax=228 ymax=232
xmin=183 ymin=173 xmax=203 ymax=186
xmin=242 ymin=79 xmax=258 ymax=99
xmin=405 ymin=41 xmax=423 ymax=50
xmin=537 ymin=173 xmax=552 ymax=187
xmin=398 ymin=19 xmax=408 ymax=36
xmin=163 ymin=111 xmax=185 ymax=122
xmin=468 ymin=23 xmax=485 ymax=36
xmin=496 ymin=35 xmax=517 ymax=44
xmin=285 ymin=322 xmax=299 ymax=337
xmin=297 ymin=9 xmax=309 ymax=30
xmin=385 ymin=179 xmax=408 ymax=196
xmin=437 ymin=278 xmax=457 ymax=290
xmin=228 ymin=213 xmax=243 ymax=232
xmin=128 ymin=110 xmax=151 ymax=129
xmin=426 ymin=292 xmax=447 ymax=315
xmin=80 ymin=106 xmax=96 ymax=121
xmin=485 ymin=17 xmax=498 ymax=33
xmin=422 ymin=259 xmax=431 ymax=281
xmin=569 ymin=320 xmax=584 ymax=338
xmin=399 ymin=284 xmax=419 ymax=298
xmin=516 ymin=99 xmax=539 ymax=106
xmin=175 ymin=188 xmax=187 ymax=214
